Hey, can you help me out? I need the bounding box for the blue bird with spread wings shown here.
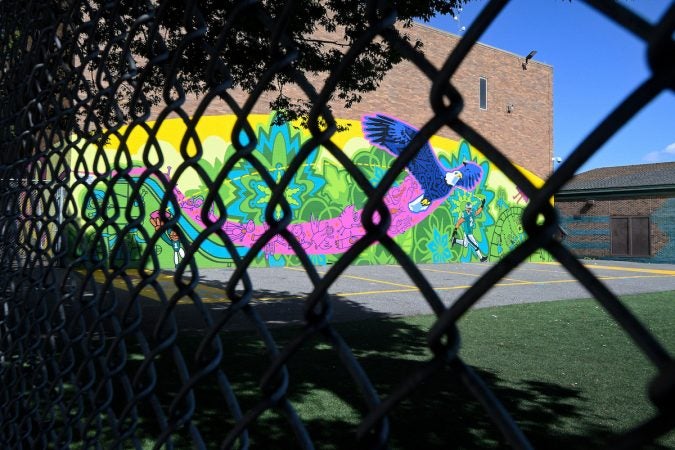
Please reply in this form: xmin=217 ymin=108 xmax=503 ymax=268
xmin=362 ymin=113 xmax=483 ymax=213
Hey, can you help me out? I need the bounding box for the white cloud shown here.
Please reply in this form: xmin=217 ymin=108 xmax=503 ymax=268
xmin=643 ymin=151 xmax=660 ymax=162
xmin=643 ymin=142 xmax=675 ymax=162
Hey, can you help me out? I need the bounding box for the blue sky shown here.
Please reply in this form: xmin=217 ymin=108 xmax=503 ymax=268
xmin=422 ymin=0 xmax=674 ymax=174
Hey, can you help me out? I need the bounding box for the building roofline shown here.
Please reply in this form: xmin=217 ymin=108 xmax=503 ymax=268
xmin=556 ymin=184 xmax=675 ymax=199
xmin=560 ymin=161 xmax=675 ymax=192
xmin=574 ymin=161 xmax=675 ymax=175
xmin=413 ymin=21 xmax=554 ymax=69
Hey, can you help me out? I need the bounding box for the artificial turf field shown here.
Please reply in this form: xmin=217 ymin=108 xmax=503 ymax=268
xmin=128 ymin=291 xmax=674 ymax=449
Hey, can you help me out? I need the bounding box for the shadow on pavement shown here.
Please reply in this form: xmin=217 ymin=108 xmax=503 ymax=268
xmin=48 ymin=268 xmax=673 ymax=449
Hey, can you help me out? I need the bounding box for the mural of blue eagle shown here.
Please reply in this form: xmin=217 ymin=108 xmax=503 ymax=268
xmin=362 ymin=113 xmax=483 ymax=213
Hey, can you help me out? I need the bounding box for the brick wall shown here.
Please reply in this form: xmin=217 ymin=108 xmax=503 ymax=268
xmin=157 ymin=22 xmax=553 ymax=178
xmin=558 ymin=195 xmax=675 ymax=263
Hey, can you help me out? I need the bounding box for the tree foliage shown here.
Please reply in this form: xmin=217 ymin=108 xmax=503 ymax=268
xmin=79 ymin=0 xmax=467 ymax=126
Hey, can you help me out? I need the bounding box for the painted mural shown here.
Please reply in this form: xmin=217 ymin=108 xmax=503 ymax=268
xmin=69 ymin=113 xmax=551 ymax=269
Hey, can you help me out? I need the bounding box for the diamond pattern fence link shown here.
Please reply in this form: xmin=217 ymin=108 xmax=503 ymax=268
xmin=0 ymin=0 xmax=673 ymax=449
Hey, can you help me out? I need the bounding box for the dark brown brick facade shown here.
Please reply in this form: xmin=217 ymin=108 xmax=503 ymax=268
xmin=159 ymin=23 xmax=553 ymax=178
xmin=557 ymin=195 xmax=674 ymax=260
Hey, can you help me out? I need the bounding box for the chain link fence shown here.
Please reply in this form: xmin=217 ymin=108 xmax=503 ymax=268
xmin=0 ymin=0 xmax=673 ymax=448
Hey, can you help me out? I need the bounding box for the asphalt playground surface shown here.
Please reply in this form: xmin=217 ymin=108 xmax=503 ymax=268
xmin=132 ymin=260 xmax=675 ymax=331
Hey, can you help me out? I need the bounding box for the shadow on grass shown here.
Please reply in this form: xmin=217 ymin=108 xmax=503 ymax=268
xmin=54 ymin=272 xmax=671 ymax=449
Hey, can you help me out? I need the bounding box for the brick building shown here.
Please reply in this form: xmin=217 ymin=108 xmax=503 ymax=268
xmin=72 ymin=22 xmax=556 ymax=268
xmin=556 ymin=162 xmax=675 ymax=263
xmin=167 ymin=22 xmax=554 ymax=178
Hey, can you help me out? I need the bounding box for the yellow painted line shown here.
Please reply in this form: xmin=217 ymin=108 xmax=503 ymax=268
xmin=433 ymin=274 xmax=669 ymax=291
xmin=596 ymin=274 xmax=669 ymax=281
xmin=135 ymin=273 xmax=674 ymax=304
xmin=321 ymin=288 xmax=420 ymax=297
xmin=497 ymin=262 xmax=569 ymax=275
xmin=432 ymin=280 xmax=574 ymax=291
xmin=496 ymin=278 xmax=593 ymax=288
xmin=256 ymin=295 xmax=305 ymax=301
xmin=174 ymin=293 xmax=310 ymax=304
xmin=339 ymin=275 xmax=420 ymax=289
xmin=285 ymin=266 xmax=418 ymax=289
xmin=588 ymin=264 xmax=675 ymax=276
xmin=513 ymin=266 xmax=570 ymax=274
xmin=419 ymin=266 xmax=530 ymax=284
xmin=228 ymin=273 xmax=670 ymax=301
xmin=534 ymin=261 xmax=675 ymax=276
xmin=88 ymin=265 xmax=673 ymax=305
xmin=417 ymin=266 xmax=480 ymax=277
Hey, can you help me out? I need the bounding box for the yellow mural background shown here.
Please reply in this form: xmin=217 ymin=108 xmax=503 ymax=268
xmin=67 ymin=113 xmax=550 ymax=268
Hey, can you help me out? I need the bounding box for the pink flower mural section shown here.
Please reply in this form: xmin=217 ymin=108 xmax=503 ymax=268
xmin=74 ymin=113 xmax=549 ymax=268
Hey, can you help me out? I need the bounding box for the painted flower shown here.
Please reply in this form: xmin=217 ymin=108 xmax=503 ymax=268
xmin=226 ymin=115 xmax=325 ymax=223
xmin=427 ymin=228 xmax=452 ymax=263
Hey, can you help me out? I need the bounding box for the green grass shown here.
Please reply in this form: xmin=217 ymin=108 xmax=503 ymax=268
xmin=121 ymin=291 xmax=675 ymax=449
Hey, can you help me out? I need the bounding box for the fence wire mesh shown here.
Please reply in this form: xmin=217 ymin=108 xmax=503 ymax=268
xmin=0 ymin=0 xmax=674 ymax=448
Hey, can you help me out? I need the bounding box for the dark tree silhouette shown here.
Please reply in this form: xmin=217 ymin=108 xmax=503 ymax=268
xmin=75 ymin=0 xmax=467 ymax=125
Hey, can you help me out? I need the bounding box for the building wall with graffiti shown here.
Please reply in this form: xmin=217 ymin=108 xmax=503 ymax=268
xmin=68 ymin=113 xmax=550 ymax=269
xmin=557 ymin=197 xmax=675 ymax=263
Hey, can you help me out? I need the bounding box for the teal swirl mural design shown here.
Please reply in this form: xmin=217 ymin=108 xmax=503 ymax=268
xmin=71 ymin=113 xmax=548 ymax=268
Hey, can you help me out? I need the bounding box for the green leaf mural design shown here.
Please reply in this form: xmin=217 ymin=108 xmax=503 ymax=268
xmin=412 ymin=205 xmax=455 ymax=264
xmin=71 ymin=113 xmax=546 ymax=269
xmin=225 ymin=115 xmax=325 ymax=223
xmin=321 ymin=161 xmax=354 ymax=206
